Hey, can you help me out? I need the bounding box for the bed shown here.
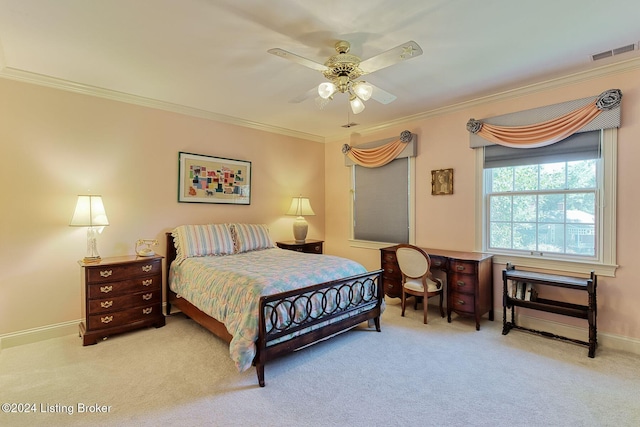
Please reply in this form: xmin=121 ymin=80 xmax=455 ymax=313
xmin=165 ymin=223 xmax=384 ymax=387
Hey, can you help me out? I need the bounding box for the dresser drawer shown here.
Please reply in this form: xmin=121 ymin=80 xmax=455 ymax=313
xmin=449 ymin=260 xmax=477 ymax=275
xmin=89 ymin=290 xmax=161 ymax=314
xmin=87 ymin=303 xmax=162 ymax=330
xmin=450 ymin=292 xmax=475 ymax=315
xmin=87 ymin=274 xmax=161 ymax=299
xmin=449 ymin=273 xmax=476 ymax=295
xmin=86 ymin=259 xmax=162 ymax=283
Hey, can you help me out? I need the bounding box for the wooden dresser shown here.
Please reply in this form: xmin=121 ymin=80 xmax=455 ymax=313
xmin=79 ymin=255 xmax=165 ymax=345
xmin=381 ymin=246 xmax=494 ymax=330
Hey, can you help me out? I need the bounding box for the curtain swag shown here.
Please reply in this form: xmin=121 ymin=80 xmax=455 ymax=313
xmin=342 ymin=130 xmax=412 ymax=168
xmin=466 ymin=89 xmax=622 ymax=148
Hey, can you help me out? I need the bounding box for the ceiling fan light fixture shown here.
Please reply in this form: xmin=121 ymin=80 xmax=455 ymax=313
xmin=353 ymin=82 xmax=373 ymax=101
xmin=350 ymin=95 xmax=365 ymax=114
xmin=318 ymin=82 xmax=336 ymax=99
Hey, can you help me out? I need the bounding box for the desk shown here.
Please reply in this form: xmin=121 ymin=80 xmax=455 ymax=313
xmin=380 ymin=246 xmax=494 ymax=330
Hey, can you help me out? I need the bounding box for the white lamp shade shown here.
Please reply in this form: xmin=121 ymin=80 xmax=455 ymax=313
xmin=353 ymin=82 xmax=373 ymax=101
xmin=286 ymin=197 xmax=315 ymax=216
xmin=70 ymin=195 xmax=109 ymax=227
xmin=350 ymin=96 xmax=365 ymax=114
xmin=318 ymin=82 xmax=336 ymax=99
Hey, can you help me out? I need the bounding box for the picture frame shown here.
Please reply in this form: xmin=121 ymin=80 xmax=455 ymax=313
xmin=178 ymin=152 xmax=251 ymax=204
xmin=431 ymin=168 xmax=453 ymax=195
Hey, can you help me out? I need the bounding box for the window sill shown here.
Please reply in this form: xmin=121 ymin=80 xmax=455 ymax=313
xmin=491 ymin=253 xmax=617 ymax=277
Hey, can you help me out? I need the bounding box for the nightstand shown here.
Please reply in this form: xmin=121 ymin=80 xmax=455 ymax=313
xmin=276 ymin=239 xmax=324 ymax=254
xmin=79 ymin=255 xmax=165 ymax=345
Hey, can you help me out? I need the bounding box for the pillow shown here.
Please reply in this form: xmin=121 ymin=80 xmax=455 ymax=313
xmin=172 ymin=224 xmax=235 ymax=264
xmin=232 ymin=223 xmax=274 ymax=253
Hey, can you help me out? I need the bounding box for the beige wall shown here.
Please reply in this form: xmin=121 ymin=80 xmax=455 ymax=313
xmin=326 ymin=66 xmax=640 ymax=343
xmin=0 ymin=78 xmax=325 ymax=336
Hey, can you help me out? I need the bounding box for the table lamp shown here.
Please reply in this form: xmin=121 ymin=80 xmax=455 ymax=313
xmin=286 ymin=196 xmax=315 ymax=243
xmin=70 ymin=195 xmax=109 ymax=262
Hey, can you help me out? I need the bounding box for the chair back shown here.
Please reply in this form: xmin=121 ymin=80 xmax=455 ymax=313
xmin=396 ymin=245 xmax=431 ymax=279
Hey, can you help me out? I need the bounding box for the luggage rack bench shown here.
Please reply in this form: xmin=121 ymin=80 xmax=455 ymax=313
xmin=502 ymin=264 xmax=597 ymax=358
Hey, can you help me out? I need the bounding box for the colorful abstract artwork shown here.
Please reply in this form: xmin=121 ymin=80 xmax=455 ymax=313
xmin=178 ymin=152 xmax=251 ymax=204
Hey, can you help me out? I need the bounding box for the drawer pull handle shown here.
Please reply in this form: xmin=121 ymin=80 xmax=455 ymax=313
xmin=456 ymin=265 xmax=465 ymax=271
xmin=433 ymin=261 xmax=441 ymax=267
xmin=142 ymin=307 xmax=153 ymax=315
xmin=457 ymin=300 xmax=465 ymax=305
xmin=101 ymin=315 xmax=113 ymax=324
xmin=100 ymin=270 xmax=113 ymax=278
xmin=142 ymin=293 xmax=153 ymax=301
xmin=142 ymin=265 xmax=153 ymax=273
xmin=100 ymin=301 xmax=113 ymax=309
xmin=386 ymin=268 xmax=395 ymax=274
xmin=457 ymin=281 xmax=466 ymax=287
xmin=100 ymin=285 xmax=113 ymax=293
xmin=142 ymin=279 xmax=153 ymax=286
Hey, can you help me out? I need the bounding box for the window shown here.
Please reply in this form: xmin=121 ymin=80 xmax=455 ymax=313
xmin=352 ymin=158 xmax=410 ymax=244
xmin=478 ymin=129 xmax=617 ymax=276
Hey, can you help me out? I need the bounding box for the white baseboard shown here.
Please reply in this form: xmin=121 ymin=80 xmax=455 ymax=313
xmin=1 ymin=303 xmax=174 ymax=351
xmin=0 ymin=319 xmax=81 ymax=350
xmin=500 ymin=309 xmax=640 ymax=356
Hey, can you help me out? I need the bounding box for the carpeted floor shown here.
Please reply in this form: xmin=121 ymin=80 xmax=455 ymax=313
xmin=1 ymin=299 xmax=639 ymax=427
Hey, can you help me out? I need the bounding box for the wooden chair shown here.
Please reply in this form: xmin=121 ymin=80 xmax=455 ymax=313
xmin=395 ymin=244 xmax=444 ymax=324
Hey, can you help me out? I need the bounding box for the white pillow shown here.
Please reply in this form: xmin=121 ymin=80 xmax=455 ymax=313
xmin=172 ymin=224 xmax=235 ymax=264
xmin=232 ymin=223 xmax=274 ymax=253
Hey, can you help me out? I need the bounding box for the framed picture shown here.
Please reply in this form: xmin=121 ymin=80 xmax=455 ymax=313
xmin=431 ymin=168 xmax=453 ymax=195
xmin=178 ymin=152 xmax=251 ymax=204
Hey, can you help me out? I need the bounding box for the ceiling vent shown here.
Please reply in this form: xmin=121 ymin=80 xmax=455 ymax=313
xmin=341 ymin=122 xmax=359 ymax=128
xmin=591 ymin=43 xmax=638 ymax=61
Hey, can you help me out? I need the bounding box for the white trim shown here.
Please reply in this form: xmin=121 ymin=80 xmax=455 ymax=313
xmin=2 ymin=56 xmax=638 ymax=145
xmin=0 ymin=67 xmax=324 ymax=143
xmin=476 ymin=128 xmax=618 ymax=277
xmin=0 ymin=319 xmax=81 ymax=350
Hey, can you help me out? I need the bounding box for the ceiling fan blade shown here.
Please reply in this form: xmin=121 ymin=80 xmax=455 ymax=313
xmin=289 ymin=87 xmax=318 ymax=103
xmin=368 ymin=83 xmax=397 ymax=104
xmin=268 ymin=48 xmax=329 ymax=72
xmin=358 ymin=41 xmax=423 ymax=74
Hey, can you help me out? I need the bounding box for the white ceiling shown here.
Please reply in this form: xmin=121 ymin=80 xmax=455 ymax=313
xmin=1 ymin=0 xmax=639 ymax=141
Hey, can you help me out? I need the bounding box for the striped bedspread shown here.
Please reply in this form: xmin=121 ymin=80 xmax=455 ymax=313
xmin=169 ymin=247 xmax=368 ymax=372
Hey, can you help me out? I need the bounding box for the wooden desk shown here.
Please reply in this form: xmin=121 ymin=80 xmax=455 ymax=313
xmin=381 ymin=246 xmax=494 ymax=330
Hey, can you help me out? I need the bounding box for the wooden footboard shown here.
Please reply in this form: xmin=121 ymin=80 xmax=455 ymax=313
xmin=165 ymin=232 xmax=383 ymax=387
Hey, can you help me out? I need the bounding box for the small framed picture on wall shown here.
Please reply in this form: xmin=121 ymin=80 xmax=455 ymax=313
xmin=431 ymin=168 xmax=453 ymax=195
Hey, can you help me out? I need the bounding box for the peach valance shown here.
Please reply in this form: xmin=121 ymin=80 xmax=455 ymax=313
xmin=343 ymin=130 xmax=413 ymax=168
xmin=466 ymin=89 xmax=622 ymax=148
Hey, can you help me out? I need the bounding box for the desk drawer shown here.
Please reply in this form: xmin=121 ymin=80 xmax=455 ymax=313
xmin=430 ymin=255 xmax=447 ymax=270
xmin=450 ymin=260 xmax=477 ymax=275
xmin=450 ymin=273 xmax=476 ymax=295
xmin=450 ymin=292 xmax=475 ymax=315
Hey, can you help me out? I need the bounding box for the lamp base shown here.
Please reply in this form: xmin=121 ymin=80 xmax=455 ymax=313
xmin=82 ymin=256 xmax=101 ymax=263
xmin=292 ymin=216 xmax=309 ymax=243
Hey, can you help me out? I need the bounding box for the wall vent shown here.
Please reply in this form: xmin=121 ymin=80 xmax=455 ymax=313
xmin=591 ymin=43 xmax=638 ymax=61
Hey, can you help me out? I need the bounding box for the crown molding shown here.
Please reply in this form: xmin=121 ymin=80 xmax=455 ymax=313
xmin=332 ymin=55 xmax=640 ymax=140
xmin=0 ymin=66 xmax=325 ymax=143
xmin=3 ymin=55 xmax=639 ymax=145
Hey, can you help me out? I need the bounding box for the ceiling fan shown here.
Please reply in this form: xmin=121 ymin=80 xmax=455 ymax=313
xmin=268 ymin=40 xmax=423 ymax=114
